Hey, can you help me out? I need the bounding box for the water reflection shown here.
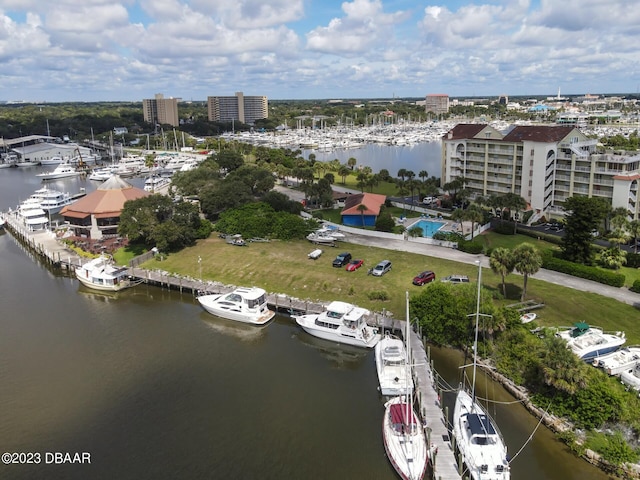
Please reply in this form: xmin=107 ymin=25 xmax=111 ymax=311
xmin=198 ymin=311 xmax=270 ymax=344
xmin=291 ymin=327 xmax=370 ymax=369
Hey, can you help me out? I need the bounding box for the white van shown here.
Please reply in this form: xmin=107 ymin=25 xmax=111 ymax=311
xmin=371 ymin=260 xmax=392 ymax=276
xmin=423 ymin=196 xmax=435 ymax=205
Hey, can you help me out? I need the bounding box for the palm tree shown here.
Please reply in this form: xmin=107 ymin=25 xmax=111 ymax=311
xmin=397 ymin=168 xmax=408 ymax=182
xmin=356 ymin=203 xmax=369 ymax=227
xmin=629 ymin=220 xmax=640 ymax=254
xmin=337 ymin=165 xmax=350 ymax=184
xmin=418 ymin=170 xmax=429 ymax=182
xmin=501 ymin=192 xmax=527 ymax=234
xmin=465 ymin=204 xmax=485 ymax=239
xmin=490 ymin=247 xmax=515 ymax=298
xmin=512 ymin=243 xmax=542 ymax=301
xmin=356 ymin=172 xmax=368 ymax=192
xmin=540 ymin=336 xmax=589 ymax=394
xmin=347 ymin=157 xmax=357 ymax=170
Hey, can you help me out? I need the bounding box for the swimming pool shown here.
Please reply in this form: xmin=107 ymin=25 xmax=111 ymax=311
xmin=410 ymin=219 xmax=446 ymax=238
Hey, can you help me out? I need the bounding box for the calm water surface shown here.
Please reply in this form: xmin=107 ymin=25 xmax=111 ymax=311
xmin=0 ymin=166 xmax=609 ymax=479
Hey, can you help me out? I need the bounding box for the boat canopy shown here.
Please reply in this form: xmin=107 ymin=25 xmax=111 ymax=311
xmin=571 ymin=322 xmax=590 ymax=338
xmin=389 ymin=403 xmax=417 ymax=427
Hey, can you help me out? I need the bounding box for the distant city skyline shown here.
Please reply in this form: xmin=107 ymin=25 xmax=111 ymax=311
xmin=1 ymin=0 xmax=639 ymax=102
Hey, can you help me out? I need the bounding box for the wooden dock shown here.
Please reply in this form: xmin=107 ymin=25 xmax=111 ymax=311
xmin=409 ymin=328 xmax=462 ymax=480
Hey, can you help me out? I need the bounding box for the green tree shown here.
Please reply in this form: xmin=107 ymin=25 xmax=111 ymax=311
xmin=356 ymin=203 xmax=369 ymax=227
xmin=500 ymin=193 xmax=527 ymax=234
xmin=215 ymin=150 xmax=244 ymax=172
xmin=512 ymin=243 xmax=542 ymax=301
xmin=347 ymin=157 xmax=357 ymax=170
xmin=337 ymin=165 xmax=351 ymax=184
xmin=490 ymin=247 xmax=515 ymax=298
xmin=538 ymin=336 xmax=588 ymax=394
xmin=629 ymin=220 xmax=640 ymax=254
xmin=561 ymin=196 xmax=609 ymax=264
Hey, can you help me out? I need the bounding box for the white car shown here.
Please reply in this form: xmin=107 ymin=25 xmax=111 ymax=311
xmin=422 ymin=196 xmax=435 ymax=204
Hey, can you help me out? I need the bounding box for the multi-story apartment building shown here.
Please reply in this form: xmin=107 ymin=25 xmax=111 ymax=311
xmin=207 ymin=92 xmax=268 ymax=125
xmin=425 ymin=94 xmax=449 ymax=115
xmin=143 ymin=93 xmax=179 ymax=127
xmin=442 ymin=124 xmax=640 ymax=220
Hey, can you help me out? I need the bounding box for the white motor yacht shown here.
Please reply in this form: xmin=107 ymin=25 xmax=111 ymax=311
xmin=620 ymin=363 xmax=640 ymax=393
xmin=197 ymin=287 xmax=276 ymax=325
xmin=556 ymin=322 xmax=626 ymax=361
xmin=293 ymin=301 xmax=380 ymax=348
xmin=75 ymin=255 xmax=139 ymax=292
xmin=36 ymin=161 xmax=81 ymax=180
xmin=144 ymin=175 xmax=171 ymax=192
xmin=375 ymin=332 xmax=414 ymax=396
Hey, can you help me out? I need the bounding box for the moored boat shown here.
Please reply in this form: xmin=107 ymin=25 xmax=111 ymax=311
xmin=556 ymin=322 xmax=626 ymax=361
xmin=620 ymin=362 xmax=640 ymax=393
xmin=75 ymin=255 xmax=140 ymax=292
xmin=197 ymin=287 xmax=276 ymax=325
xmin=36 ymin=161 xmax=81 ymax=180
xmin=594 ymin=346 xmax=640 ymax=376
xmin=375 ymin=332 xmax=414 ymax=397
xmin=453 ymin=262 xmax=510 ymax=480
xmin=293 ymin=300 xmax=380 ymax=348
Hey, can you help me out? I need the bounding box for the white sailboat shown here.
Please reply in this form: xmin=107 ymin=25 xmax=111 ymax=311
xmin=382 ymin=292 xmax=428 ymax=480
xmin=452 ymin=261 xmax=510 ymax=480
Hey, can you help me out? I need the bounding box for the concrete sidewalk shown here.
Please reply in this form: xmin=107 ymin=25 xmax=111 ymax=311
xmin=344 ymin=232 xmax=640 ymax=308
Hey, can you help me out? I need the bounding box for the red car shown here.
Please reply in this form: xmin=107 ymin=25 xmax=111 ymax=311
xmin=413 ymin=270 xmax=436 ymax=286
xmin=346 ymin=259 xmax=364 ymax=271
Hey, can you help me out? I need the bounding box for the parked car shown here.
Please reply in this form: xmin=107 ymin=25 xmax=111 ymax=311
xmin=413 ymin=270 xmax=436 ymax=286
xmin=441 ymin=274 xmax=470 ymax=284
xmin=371 ymin=260 xmax=392 ymax=276
xmin=332 ymin=252 xmax=352 ymax=268
xmin=422 ymin=196 xmax=435 ymax=205
xmin=346 ymin=259 xmax=364 ymax=272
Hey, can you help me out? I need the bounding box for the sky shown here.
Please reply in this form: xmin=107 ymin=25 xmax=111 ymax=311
xmin=1 ymin=0 xmax=639 ymax=102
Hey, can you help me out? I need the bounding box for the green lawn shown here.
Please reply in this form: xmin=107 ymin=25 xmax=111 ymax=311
xmin=142 ymin=236 xmax=640 ymax=344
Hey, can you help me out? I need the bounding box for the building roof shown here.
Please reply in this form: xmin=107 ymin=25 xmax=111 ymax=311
xmin=502 ymin=125 xmax=575 ymax=143
xmin=443 ymin=124 xmax=489 ymax=141
xmin=60 ymin=175 xmax=149 ymax=217
xmin=341 ymin=192 xmax=386 ymax=216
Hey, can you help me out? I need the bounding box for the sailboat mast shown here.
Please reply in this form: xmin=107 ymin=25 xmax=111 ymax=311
xmin=471 ymin=261 xmax=482 ymax=401
xmin=405 ymin=291 xmax=411 ymax=432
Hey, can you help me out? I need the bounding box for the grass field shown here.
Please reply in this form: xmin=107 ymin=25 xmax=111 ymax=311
xmin=141 ymin=235 xmax=640 ymax=344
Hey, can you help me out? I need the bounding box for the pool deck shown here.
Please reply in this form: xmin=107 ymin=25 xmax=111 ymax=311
xmin=403 ymin=216 xmax=472 ymax=237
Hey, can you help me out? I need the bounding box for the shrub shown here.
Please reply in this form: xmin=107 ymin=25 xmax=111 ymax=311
xmin=542 ymin=253 xmax=626 ymax=287
xmin=630 ymin=280 xmax=640 ymax=294
xmin=367 ymin=290 xmax=389 ymax=301
xmin=458 ymin=240 xmax=483 ymax=254
xmin=626 ymin=252 xmax=640 ymax=269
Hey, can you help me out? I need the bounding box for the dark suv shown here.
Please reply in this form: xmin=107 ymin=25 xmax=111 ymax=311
xmin=413 ymin=270 xmax=436 ymax=286
xmin=332 ymin=252 xmax=352 ymax=268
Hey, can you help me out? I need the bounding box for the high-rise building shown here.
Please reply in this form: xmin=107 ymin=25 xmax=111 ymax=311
xmin=442 ymin=124 xmax=640 ymax=220
xmin=143 ymin=94 xmax=179 ymax=127
xmin=207 ymin=92 xmax=268 ymax=125
xmin=425 ymin=94 xmax=450 ymax=115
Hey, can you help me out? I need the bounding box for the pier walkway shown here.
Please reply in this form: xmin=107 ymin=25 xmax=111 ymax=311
xmin=409 ymin=328 xmax=461 ymax=480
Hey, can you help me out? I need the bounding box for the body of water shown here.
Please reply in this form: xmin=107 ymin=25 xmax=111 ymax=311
xmin=0 ymin=166 xmax=609 ymax=479
xmin=303 ymin=142 xmax=443 ymax=179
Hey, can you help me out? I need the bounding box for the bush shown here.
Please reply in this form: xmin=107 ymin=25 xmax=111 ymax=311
xmin=457 ymin=240 xmax=483 ymax=254
xmin=367 ymin=290 xmax=390 ymax=301
xmin=630 ymin=280 xmax=640 ymax=294
xmin=626 ymin=252 xmax=640 ymax=269
xmin=542 ymin=253 xmax=626 ymax=287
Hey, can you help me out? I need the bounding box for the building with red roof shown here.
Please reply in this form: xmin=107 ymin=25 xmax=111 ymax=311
xmin=340 ymin=192 xmax=387 ymax=227
xmin=60 ymin=175 xmax=149 ymax=239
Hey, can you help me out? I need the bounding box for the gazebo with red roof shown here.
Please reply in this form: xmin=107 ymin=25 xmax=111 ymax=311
xmin=60 ymin=176 xmax=149 ymax=239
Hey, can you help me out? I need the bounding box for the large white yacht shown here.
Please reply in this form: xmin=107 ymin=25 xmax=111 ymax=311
xmin=36 ymin=160 xmax=81 ymax=180
xmin=293 ymin=301 xmax=380 ymax=348
xmin=197 ymin=287 xmax=276 ymax=325
xmin=556 ymin=323 xmax=626 ymax=361
xmin=375 ymin=332 xmax=414 ymax=396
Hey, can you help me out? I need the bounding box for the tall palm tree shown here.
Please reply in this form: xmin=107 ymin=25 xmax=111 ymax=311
xmin=356 ymin=203 xmax=369 ymax=227
xmin=490 ymin=247 xmax=515 ymax=298
xmin=397 ymin=168 xmax=408 ymax=182
xmin=337 ymin=165 xmax=350 ymax=184
xmin=501 ymin=192 xmax=527 ymax=233
xmin=465 ymin=204 xmax=485 ymax=239
xmin=418 ymin=170 xmax=429 ymax=182
xmin=513 ymin=243 xmax=542 ymax=301
xmin=347 ymin=157 xmax=357 ymax=170
xmin=540 ymin=336 xmax=589 ymax=394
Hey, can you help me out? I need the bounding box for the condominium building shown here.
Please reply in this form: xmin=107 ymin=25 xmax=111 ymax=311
xmin=442 ymin=124 xmax=639 ymax=220
xmin=143 ymin=93 xmax=179 ymax=127
xmin=207 ymin=92 xmax=268 ymax=125
xmin=425 ymin=94 xmax=449 ymax=115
